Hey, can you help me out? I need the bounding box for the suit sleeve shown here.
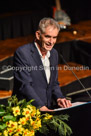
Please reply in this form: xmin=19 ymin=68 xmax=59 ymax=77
xmin=13 ymin=48 xmax=45 ymax=108
xmin=52 ymin=50 xmax=65 ymax=100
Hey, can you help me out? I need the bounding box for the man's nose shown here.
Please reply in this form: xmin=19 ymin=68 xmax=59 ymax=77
xmin=49 ymin=37 xmax=53 ymax=44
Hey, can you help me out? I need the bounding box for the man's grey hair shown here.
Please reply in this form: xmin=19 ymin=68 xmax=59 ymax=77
xmin=38 ymin=17 xmax=60 ymax=33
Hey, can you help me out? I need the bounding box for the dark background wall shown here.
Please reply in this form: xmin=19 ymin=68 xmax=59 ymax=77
xmin=0 ymin=0 xmax=91 ymax=40
xmin=0 ymin=0 xmax=52 ymax=14
xmin=0 ymin=0 xmax=91 ymax=23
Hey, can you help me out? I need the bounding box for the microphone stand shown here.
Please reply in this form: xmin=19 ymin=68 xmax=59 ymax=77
xmin=59 ymin=53 xmax=91 ymax=99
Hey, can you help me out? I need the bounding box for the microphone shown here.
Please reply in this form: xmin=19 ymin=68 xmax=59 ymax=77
xmin=59 ymin=53 xmax=91 ymax=99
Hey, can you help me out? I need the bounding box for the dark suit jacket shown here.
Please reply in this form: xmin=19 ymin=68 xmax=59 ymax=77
xmin=13 ymin=43 xmax=64 ymax=108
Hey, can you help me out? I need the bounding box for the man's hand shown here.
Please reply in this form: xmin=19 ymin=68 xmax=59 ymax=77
xmin=40 ymin=106 xmax=54 ymax=112
xmin=57 ymin=98 xmax=72 ymax=108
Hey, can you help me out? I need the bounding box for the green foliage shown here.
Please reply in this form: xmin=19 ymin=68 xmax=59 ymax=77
xmin=40 ymin=114 xmax=72 ymax=136
xmin=0 ymin=124 xmax=6 ymax=131
xmin=0 ymin=109 xmax=6 ymax=116
xmin=0 ymin=96 xmax=72 ymax=136
xmin=7 ymin=95 xmax=34 ymax=108
xmin=2 ymin=115 xmax=16 ymax=122
xmin=39 ymin=124 xmax=49 ymax=134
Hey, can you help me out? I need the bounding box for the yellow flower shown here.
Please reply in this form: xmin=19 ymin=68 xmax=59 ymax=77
xmin=7 ymin=120 xmax=17 ymax=129
xmin=36 ymin=109 xmax=41 ymax=116
xmin=30 ymin=105 xmax=36 ymax=110
xmin=36 ymin=109 xmax=40 ymax=114
xmin=29 ymin=130 xmax=35 ymax=136
xmin=12 ymin=106 xmax=20 ymax=116
xmin=31 ymin=110 xmax=36 ymax=117
xmin=22 ymin=108 xmax=31 ymax=117
xmin=33 ymin=120 xmax=41 ymax=130
xmin=27 ymin=105 xmax=33 ymax=110
xmin=23 ymin=129 xmax=35 ymax=136
xmin=31 ymin=108 xmax=41 ymax=117
xmin=30 ymin=118 xmax=35 ymax=126
xmin=7 ymin=128 xmax=14 ymax=135
xmin=13 ymin=134 xmax=19 ymax=136
xmin=6 ymin=121 xmax=18 ymax=135
xmin=15 ymin=125 xmax=24 ymax=135
xmin=19 ymin=117 xmax=27 ymax=125
xmin=26 ymin=117 xmax=30 ymax=121
xmin=3 ymin=130 xmax=8 ymax=136
xmin=38 ymin=120 xmax=42 ymax=128
xmin=44 ymin=113 xmax=53 ymax=120
xmin=30 ymin=117 xmax=41 ymax=130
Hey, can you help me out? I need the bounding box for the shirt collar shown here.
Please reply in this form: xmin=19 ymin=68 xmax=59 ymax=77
xmin=34 ymin=42 xmax=50 ymax=58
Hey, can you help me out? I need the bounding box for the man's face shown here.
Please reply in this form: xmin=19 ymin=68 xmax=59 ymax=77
xmin=36 ymin=26 xmax=59 ymax=52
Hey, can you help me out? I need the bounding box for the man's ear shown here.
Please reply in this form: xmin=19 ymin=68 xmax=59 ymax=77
xmin=35 ymin=30 xmax=41 ymax=40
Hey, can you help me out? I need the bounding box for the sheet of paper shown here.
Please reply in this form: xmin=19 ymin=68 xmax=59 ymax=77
xmin=54 ymin=101 xmax=87 ymax=111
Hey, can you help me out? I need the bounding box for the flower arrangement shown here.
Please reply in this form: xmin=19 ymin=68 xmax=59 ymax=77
xmin=0 ymin=96 xmax=72 ymax=136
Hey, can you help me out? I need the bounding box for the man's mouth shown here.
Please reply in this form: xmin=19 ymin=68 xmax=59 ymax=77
xmin=46 ymin=43 xmax=53 ymax=47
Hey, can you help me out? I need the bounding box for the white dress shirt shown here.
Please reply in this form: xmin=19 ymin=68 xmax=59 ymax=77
xmin=35 ymin=43 xmax=51 ymax=84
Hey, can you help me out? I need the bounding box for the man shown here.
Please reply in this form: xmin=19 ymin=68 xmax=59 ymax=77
xmin=13 ymin=17 xmax=72 ymax=111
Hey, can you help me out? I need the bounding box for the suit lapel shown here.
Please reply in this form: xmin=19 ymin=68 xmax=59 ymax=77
xmin=30 ymin=43 xmax=47 ymax=82
xmin=49 ymin=50 xmax=55 ymax=85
